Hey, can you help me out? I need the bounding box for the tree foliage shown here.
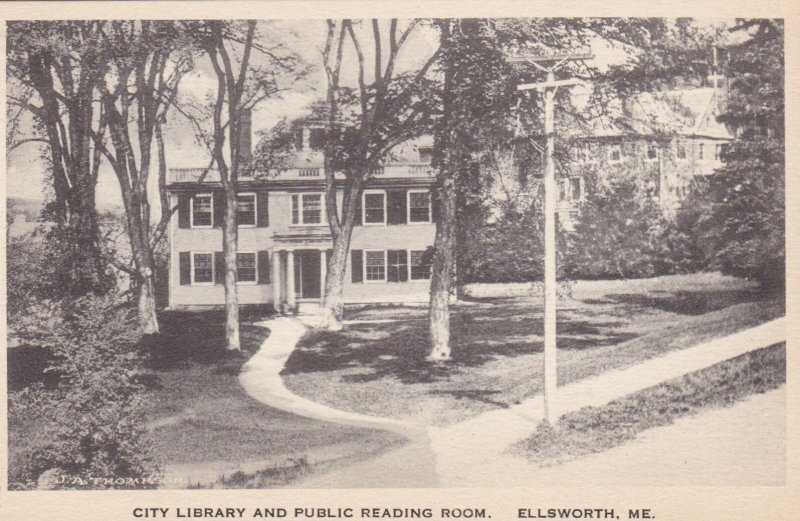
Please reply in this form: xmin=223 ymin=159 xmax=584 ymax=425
xmin=8 ymin=295 xmax=158 ymax=490
xmin=675 ymin=19 xmax=784 ymax=289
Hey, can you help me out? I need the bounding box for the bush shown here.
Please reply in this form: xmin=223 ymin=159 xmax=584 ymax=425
xmin=563 ymin=172 xmax=677 ymax=279
xmin=8 ymin=295 xmax=161 ymax=490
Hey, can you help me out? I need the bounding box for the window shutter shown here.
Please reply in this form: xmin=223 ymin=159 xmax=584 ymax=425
xmin=178 ymin=195 xmax=191 ymax=228
xmin=257 ymin=191 xmax=269 ymax=227
xmin=179 ymin=252 xmax=191 ymax=285
xmin=351 ymin=249 xmax=363 ymax=283
xmin=353 ymin=193 xmax=363 ymax=226
xmin=257 ymin=251 xmax=270 ymax=284
xmin=398 ymin=250 xmax=408 ymax=282
xmin=387 ymin=190 xmax=407 ymax=225
xmin=213 ymin=192 xmax=225 ymax=228
xmin=214 ymin=251 xmax=225 ymax=284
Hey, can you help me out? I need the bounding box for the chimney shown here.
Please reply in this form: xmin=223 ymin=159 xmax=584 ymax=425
xmin=238 ymin=108 xmax=252 ymax=164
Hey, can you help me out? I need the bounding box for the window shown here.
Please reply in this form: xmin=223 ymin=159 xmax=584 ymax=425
xmin=363 ymin=191 xmax=386 ymax=225
xmin=570 ymin=178 xmax=581 ymax=201
xmin=419 ymin=147 xmax=434 ymax=164
xmin=192 ymin=194 xmax=213 ymax=227
xmin=560 ymin=178 xmax=582 ymax=201
xmin=192 ymin=253 xmax=213 ymax=284
xmin=387 ymin=250 xmax=408 ymax=282
xmin=576 ymin=142 xmax=593 ymax=163
xmin=646 ymin=144 xmax=658 ymax=162
xmin=309 ymin=128 xmax=325 ymax=150
xmin=236 ymin=252 xmax=256 ymax=283
xmin=698 ymin=143 xmax=705 ymax=160
xmin=291 ymin=193 xmax=324 ymax=225
xmin=293 ymin=128 xmax=304 ymax=150
xmin=408 ymin=190 xmax=431 ymax=223
xmin=410 ymin=250 xmax=432 ymax=280
xmin=715 ymin=143 xmax=729 ymax=162
xmin=608 ymin=144 xmax=623 ymax=163
xmin=364 ymin=250 xmax=386 ymax=282
xmin=237 ymin=193 xmax=256 ymax=226
xmin=676 ymin=142 xmax=687 ymax=161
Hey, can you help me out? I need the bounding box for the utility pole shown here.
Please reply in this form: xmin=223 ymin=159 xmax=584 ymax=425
xmin=509 ymin=48 xmax=593 ymax=425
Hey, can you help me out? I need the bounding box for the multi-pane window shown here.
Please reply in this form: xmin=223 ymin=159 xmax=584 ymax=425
xmin=410 ymin=250 xmax=432 ymax=280
xmin=698 ymin=143 xmax=705 ymax=160
xmin=291 ymin=193 xmax=323 ymax=225
xmin=608 ymin=144 xmax=622 ymax=163
xmin=408 ymin=191 xmax=431 ymax=223
xmin=363 ymin=192 xmax=386 ymax=224
xmin=237 ymin=194 xmax=256 ymax=226
xmin=646 ymin=144 xmax=658 ymax=161
xmin=192 ymin=194 xmax=212 ymax=227
xmin=236 ymin=253 xmax=256 ymax=283
xmin=365 ymin=250 xmax=386 ymax=282
xmin=193 ymin=253 xmax=213 ymax=283
xmin=676 ymin=142 xmax=687 ymax=160
xmin=387 ymin=250 xmax=408 ymax=282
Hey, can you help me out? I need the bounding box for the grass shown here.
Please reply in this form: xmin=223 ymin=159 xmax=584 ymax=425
xmin=282 ymin=273 xmax=784 ymax=426
xmin=511 ymin=342 xmax=786 ymax=466
xmin=139 ymin=309 xmax=405 ymax=486
xmin=8 ymin=307 xmax=404 ymax=489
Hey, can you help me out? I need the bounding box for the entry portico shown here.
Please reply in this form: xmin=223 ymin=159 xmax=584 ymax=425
xmin=271 ymin=231 xmax=332 ymax=310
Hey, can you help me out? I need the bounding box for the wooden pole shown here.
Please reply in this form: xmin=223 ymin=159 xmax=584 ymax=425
xmin=543 ymin=70 xmax=558 ymax=424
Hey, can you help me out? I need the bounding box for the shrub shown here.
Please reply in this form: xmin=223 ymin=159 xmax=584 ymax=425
xmin=8 ymin=295 xmax=161 ymax=490
xmin=563 ymin=172 xmax=675 ymax=279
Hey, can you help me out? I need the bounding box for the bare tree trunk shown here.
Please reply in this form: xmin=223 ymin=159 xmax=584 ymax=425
xmin=321 ymin=181 xmax=361 ymax=330
xmin=137 ymin=271 xmax=159 ymax=334
xmin=320 ymin=233 xmax=349 ymax=331
xmin=223 ymin=190 xmax=241 ymax=350
xmin=428 ymin=175 xmax=457 ymax=361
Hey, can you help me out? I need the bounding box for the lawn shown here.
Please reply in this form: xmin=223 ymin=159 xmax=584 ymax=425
xmin=8 ymin=308 xmax=404 ymax=489
xmin=510 ymin=342 xmax=786 ymax=466
xmin=282 ymin=273 xmax=784 ymax=426
xmin=139 ymin=309 xmax=405 ymax=487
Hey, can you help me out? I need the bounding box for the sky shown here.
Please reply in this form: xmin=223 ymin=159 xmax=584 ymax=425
xmin=5 ymin=19 xmax=438 ymax=210
xmin=5 ymin=18 xmax=734 ymax=211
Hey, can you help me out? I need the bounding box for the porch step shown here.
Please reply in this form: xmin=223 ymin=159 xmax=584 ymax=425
xmin=296 ymin=302 xmax=322 ymax=315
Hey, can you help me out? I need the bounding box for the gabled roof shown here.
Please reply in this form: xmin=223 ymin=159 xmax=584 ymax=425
xmin=576 ymin=87 xmax=733 ymax=140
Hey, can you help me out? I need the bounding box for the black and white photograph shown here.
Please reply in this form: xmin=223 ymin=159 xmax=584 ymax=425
xmin=1 ymin=4 xmax=791 ymax=516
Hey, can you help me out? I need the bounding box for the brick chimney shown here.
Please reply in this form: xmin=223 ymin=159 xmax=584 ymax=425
xmin=238 ymin=108 xmax=252 ymax=164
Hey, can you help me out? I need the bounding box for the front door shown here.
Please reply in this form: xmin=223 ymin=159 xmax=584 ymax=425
xmin=297 ymin=250 xmax=321 ymax=299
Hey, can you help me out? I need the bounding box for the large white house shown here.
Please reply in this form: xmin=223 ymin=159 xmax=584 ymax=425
xmin=166 ymin=118 xmax=437 ymax=311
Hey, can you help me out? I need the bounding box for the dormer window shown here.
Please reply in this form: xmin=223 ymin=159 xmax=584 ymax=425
xmin=608 ymin=144 xmax=623 ymax=164
xmin=419 ymin=147 xmax=434 ymax=164
xmin=293 ymin=128 xmax=304 ymax=150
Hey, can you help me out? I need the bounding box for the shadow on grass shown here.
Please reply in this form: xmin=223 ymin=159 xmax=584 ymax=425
xmin=142 ymin=307 xmax=273 ymax=375
xmin=283 ymin=305 xmax=638 ymax=385
xmin=603 ymin=289 xmax=760 ymax=315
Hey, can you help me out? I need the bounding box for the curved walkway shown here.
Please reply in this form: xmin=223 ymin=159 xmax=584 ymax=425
xmin=238 ymin=314 xmax=437 ymax=487
xmin=239 ymin=314 xmax=786 ymax=488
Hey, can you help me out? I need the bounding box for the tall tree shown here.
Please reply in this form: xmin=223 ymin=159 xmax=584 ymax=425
xmin=425 ymin=17 xmax=687 ymax=360
xmin=7 ymin=21 xmax=115 ymax=296
xmin=197 ymin=21 xmax=302 ymax=349
xmin=692 ymin=19 xmax=784 ymax=289
xmin=92 ymin=21 xmax=194 ymax=334
xmin=319 ymin=19 xmax=437 ymax=330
